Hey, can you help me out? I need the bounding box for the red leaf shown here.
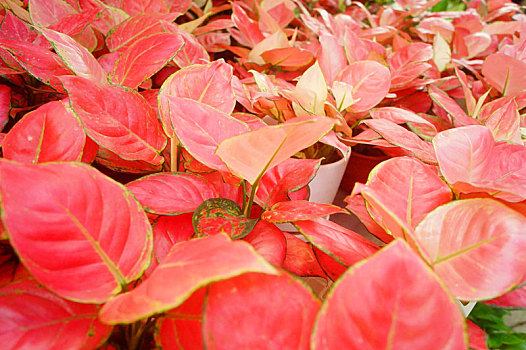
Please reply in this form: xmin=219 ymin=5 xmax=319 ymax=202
xmin=362 ymin=119 xmax=437 ymax=163
xmin=39 ymin=28 xmax=107 ymax=83
xmin=433 ymin=125 xmax=526 ymax=201
xmin=312 ymin=240 xmax=467 ymax=349
xmin=0 ymin=39 xmax=73 ymax=93
xmin=334 ymin=60 xmax=391 ymax=113
xmin=0 ymin=11 xmax=39 ymax=44
xmin=243 ymin=220 xmax=286 ymax=266
xmin=163 ymin=96 xmax=249 ymax=170
xmin=110 ymin=32 xmax=184 ymax=89
xmin=231 ymin=2 xmax=264 ymax=47
xmin=344 ymin=193 xmax=393 ymax=243
xmin=155 ymin=287 xmax=206 ymax=350
xmin=0 ymin=279 xmax=112 ymax=350
xmin=0 ymin=160 xmax=153 ymax=303
xmin=48 ymin=8 xmax=102 ymax=38
xmin=282 ymin=232 xmax=326 ymax=277
xmin=0 ymin=85 xmax=10 ymax=131
xmin=262 ymin=200 xmax=346 ymax=222
xmin=414 ymin=198 xmax=526 ymax=300
xmin=127 ymin=173 xmax=218 ymax=215
xmin=153 ymin=214 xmax=194 ymax=263
xmin=2 ymin=101 xmax=85 ymax=163
xmin=165 ymin=23 xmax=210 ymax=68
xmin=256 ymin=158 xmax=320 ymax=208
xmin=217 ymin=116 xmax=335 ymax=185
xmin=486 ymin=285 xmax=526 ymax=308
xmin=294 ymin=218 xmax=379 ymax=267
xmin=482 ymin=53 xmax=526 ymax=96
xmin=203 ymin=272 xmax=320 ymax=350
xmin=99 ymin=234 xmax=277 ymax=324
xmin=159 ymin=60 xmax=236 ymax=117
xmin=370 ymin=106 xmax=436 ymax=129
xmin=106 ymin=13 xmax=179 ymax=52
xmin=61 ymin=76 xmax=166 ymax=166
xmin=261 ymin=47 xmax=314 ymax=70
xmin=467 ymin=320 xmax=488 ymax=350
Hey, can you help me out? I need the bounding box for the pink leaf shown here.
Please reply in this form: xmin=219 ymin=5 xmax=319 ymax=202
xmin=360 ymin=157 xmax=452 ymax=232
xmin=262 ymin=200 xmax=346 ymax=222
xmin=486 ymin=285 xmax=526 ymax=308
xmin=282 ymin=232 xmax=326 ymax=277
xmin=318 ymin=34 xmax=346 ymax=86
xmin=362 ymin=119 xmax=437 ymax=163
xmin=294 ymin=218 xmax=379 ymax=268
xmin=163 ymin=96 xmax=249 ymax=170
xmin=61 ymin=76 xmax=166 ymax=166
xmin=203 ymin=272 xmax=320 ymax=350
xmin=482 ymin=53 xmax=526 ymax=96
xmin=110 ymin=32 xmax=184 ymax=89
xmin=29 ymin=0 xmax=77 ymax=27
xmin=429 ymin=85 xmax=478 ymax=126
xmin=433 ymin=125 xmax=526 ymax=201
xmin=0 ymin=160 xmax=153 ymax=303
xmin=334 ymin=60 xmax=391 ymax=112
xmin=0 ymin=279 xmax=112 ymax=349
xmin=159 ymin=60 xmax=236 ymax=117
xmin=120 ymin=0 xmax=170 ymax=16
xmin=39 ymin=28 xmax=107 ymax=83
xmin=414 ymin=198 xmax=526 ymax=300
xmin=217 ymin=116 xmax=335 ymax=184
xmin=99 ymin=234 xmax=277 ymax=324
xmin=389 ymin=43 xmax=433 ymax=88
xmin=126 ymin=173 xmax=219 ymax=215
xmin=312 ymin=240 xmax=467 ymax=349
xmin=3 ymin=101 xmax=85 ymax=163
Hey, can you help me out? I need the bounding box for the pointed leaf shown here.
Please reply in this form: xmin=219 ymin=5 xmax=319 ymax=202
xmin=362 ymin=119 xmax=437 ymax=163
xmin=0 ymin=39 xmax=73 ymax=92
xmin=483 ymin=97 xmax=521 ymax=143
xmin=335 ymin=60 xmax=391 ymax=113
xmin=433 ymin=33 xmax=451 ymax=72
xmin=164 ymin=96 xmax=249 ymax=170
xmin=344 ymin=193 xmax=393 ymax=244
xmin=282 ymin=232 xmax=326 ymax=277
xmin=110 ymin=32 xmax=184 ymax=89
xmin=260 ymin=47 xmax=314 ymax=69
xmin=29 ymin=0 xmax=77 ymax=27
xmin=159 ymin=60 xmax=236 ymax=117
xmin=165 ymin=22 xmax=210 ymax=68
xmin=153 ymin=214 xmax=194 ymax=263
xmin=256 ymin=158 xmax=320 ymax=208
xmin=429 ymin=85 xmax=478 ymax=126
xmin=106 ymin=13 xmax=179 ymax=52
xmin=126 ymin=173 xmax=219 ymax=215
xmin=192 ymin=198 xmax=258 ymax=239
xmin=370 ymin=106 xmax=435 ymax=129
xmin=294 ymin=218 xmax=379 ymax=268
xmin=0 ymin=85 xmax=10 ymax=132
xmin=482 ymin=53 xmax=526 ymax=96
xmin=262 ymin=200 xmax=346 ymax=223
xmin=415 ymin=198 xmax=526 ymax=300
xmin=433 ymin=125 xmax=526 ymax=201
xmin=293 ymin=61 xmax=327 ymax=116
xmin=318 ymin=34 xmax=346 ymax=86
xmin=39 ymin=28 xmax=107 ymax=83
xmin=2 ymin=101 xmax=85 ymax=163
xmin=204 ymin=272 xmax=320 ymax=350
xmin=389 ymin=43 xmax=433 ymax=88
xmin=0 ymin=279 xmax=112 ymax=350
xmin=99 ymin=234 xmax=278 ymax=324
xmin=360 ymin=157 xmax=452 ymax=231
xmin=0 ymin=160 xmax=153 ymax=303
xmin=312 ymin=240 xmax=467 ymax=349
xmin=217 ymin=116 xmax=335 ymax=185
xmin=61 ymin=76 xmax=166 ymax=166
xmin=243 ymin=221 xmax=286 ymax=266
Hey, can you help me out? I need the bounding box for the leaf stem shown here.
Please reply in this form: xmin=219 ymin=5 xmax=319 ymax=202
xmin=170 ymin=137 xmax=177 ymax=172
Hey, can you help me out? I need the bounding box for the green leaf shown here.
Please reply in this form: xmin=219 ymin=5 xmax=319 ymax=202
xmin=469 ymin=303 xmax=526 ymax=349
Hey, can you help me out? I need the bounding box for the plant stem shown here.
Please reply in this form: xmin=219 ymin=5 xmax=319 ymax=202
xmin=170 ymin=137 xmax=178 ymax=172
xmin=243 ymin=181 xmax=259 ymax=218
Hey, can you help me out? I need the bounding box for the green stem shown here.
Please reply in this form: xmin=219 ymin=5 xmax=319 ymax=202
xmin=241 ymin=181 xmax=248 ymax=212
xmin=243 ymin=180 xmax=259 ymax=218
